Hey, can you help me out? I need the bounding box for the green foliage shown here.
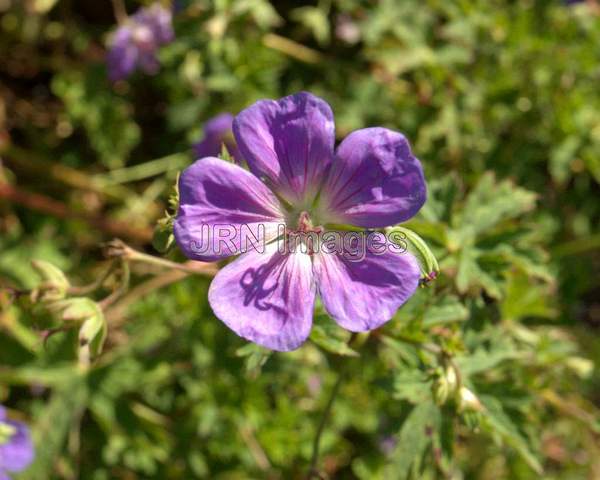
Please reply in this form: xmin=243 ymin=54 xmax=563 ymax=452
xmin=52 ymin=69 xmax=141 ymax=169
xmin=0 ymin=0 xmax=599 ymax=479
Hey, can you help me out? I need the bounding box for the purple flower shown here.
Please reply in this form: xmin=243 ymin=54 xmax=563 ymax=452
xmin=174 ymin=92 xmax=426 ymax=351
xmin=193 ymin=113 xmax=242 ymax=163
xmin=379 ymin=435 xmax=397 ymax=456
xmin=0 ymin=406 xmax=34 ymax=479
xmin=106 ymin=3 xmax=174 ymax=82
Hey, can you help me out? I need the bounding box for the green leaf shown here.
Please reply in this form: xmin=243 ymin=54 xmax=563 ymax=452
xmin=235 ymin=343 xmax=272 ymax=378
xmin=501 ymin=269 xmax=557 ymax=321
xmin=385 ymin=401 xmax=440 ymax=478
xmin=22 ymin=376 xmax=88 ymax=480
xmin=479 ymin=395 xmax=543 ymax=475
xmin=392 ymin=370 xmax=432 ymax=404
xmin=458 ymin=173 xmax=537 ymax=237
xmin=291 ymin=6 xmax=331 ymax=45
xmin=422 ymin=297 xmax=469 ymax=327
xmin=456 ymin=344 xmax=519 ymax=376
xmin=309 ymin=315 xmax=358 ymax=357
xmin=51 ymin=69 xmax=140 ymax=168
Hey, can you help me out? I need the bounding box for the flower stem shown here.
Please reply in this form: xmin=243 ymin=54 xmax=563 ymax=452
xmin=68 ymin=261 xmax=116 ymax=296
xmin=111 ymin=0 xmax=128 ymax=24
xmin=104 ymin=239 xmax=217 ymax=276
xmin=308 ymin=365 xmax=345 ymax=479
xmin=98 ymin=259 xmax=130 ymax=310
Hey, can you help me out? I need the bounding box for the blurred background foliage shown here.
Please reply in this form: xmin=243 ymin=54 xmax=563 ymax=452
xmin=0 ymin=0 xmax=599 ymax=478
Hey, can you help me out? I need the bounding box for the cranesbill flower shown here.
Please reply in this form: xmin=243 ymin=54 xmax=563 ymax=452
xmin=106 ymin=3 xmax=174 ymax=82
xmin=174 ymin=92 xmax=427 ymax=351
xmin=193 ymin=113 xmax=242 ymax=163
xmin=0 ymin=406 xmax=34 ymax=479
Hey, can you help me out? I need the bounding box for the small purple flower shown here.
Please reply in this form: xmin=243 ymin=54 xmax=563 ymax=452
xmin=193 ymin=113 xmax=242 ymax=163
xmin=174 ymin=92 xmax=426 ymax=351
xmin=106 ymin=3 xmax=174 ymax=82
xmin=379 ymin=435 xmax=397 ymax=456
xmin=0 ymin=406 xmax=34 ymax=479
xmin=335 ymin=14 xmax=361 ymax=44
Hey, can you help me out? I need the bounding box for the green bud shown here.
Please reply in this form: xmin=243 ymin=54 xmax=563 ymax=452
xmin=462 ymin=410 xmax=483 ymax=430
xmin=169 ymin=172 xmax=180 ymax=212
xmin=432 ymin=369 xmax=449 ymax=406
xmin=446 ymin=364 xmax=458 ymax=388
xmin=219 ymin=142 xmax=235 ymax=163
xmin=153 ymin=217 xmax=175 ymax=253
xmin=78 ymin=307 xmax=107 ymax=363
xmin=44 ymin=297 xmax=107 ymax=363
xmin=432 ymin=366 xmax=459 ymax=406
xmin=387 ymin=226 xmax=439 ymax=285
xmin=0 ymin=421 xmax=16 ymax=445
xmin=565 ymin=357 xmax=594 ymax=379
xmin=153 ymin=174 xmax=179 ymax=253
xmin=30 ymin=260 xmax=70 ymax=303
xmin=48 ymin=297 xmax=99 ymax=322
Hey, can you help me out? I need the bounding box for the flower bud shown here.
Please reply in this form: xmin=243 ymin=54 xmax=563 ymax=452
xmin=458 ymin=386 xmax=484 ymax=412
xmin=30 ymin=260 xmax=70 ymax=303
xmin=48 ymin=297 xmax=99 ymax=322
xmin=432 ymin=366 xmax=459 ymax=406
xmin=153 ymin=217 xmax=175 ymax=253
xmin=432 ymin=370 xmax=449 ymax=405
xmin=153 ymin=176 xmax=179 ymax=253
xmin=78 ymin=308 xmax=107 ymax=363
xmin=387 ymin=226 xmax=439 ymax=285
xmin=45 ymin=298 xmax=107 ymax=363
xmin=565 ymin=357 xmax=594 ymax=378
xmin=462 ymin=410 xmax=483 ymax=430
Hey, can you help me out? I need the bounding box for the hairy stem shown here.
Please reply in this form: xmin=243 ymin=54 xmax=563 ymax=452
xmin=105 ymin=239 xmax=217 ymax=275
xmin=307 ymin=365 xmax=345 ymax=479
xmin=99 ymin=260 xmax=130 ymax=310
xmin=0 ymin=183 xmax=152 ymax=243
xmin=68 ymin=261 xmax=116 ymax=296
xmin=111 ymin=0 xmax=128 ymax=24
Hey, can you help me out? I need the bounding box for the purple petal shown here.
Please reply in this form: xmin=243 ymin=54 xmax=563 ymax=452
xmin=174 ymin=157 xmax=285 ymax=261
xmin=233 ymin=92 xmax=335 ymax=205
xmin=320 ymin=128 xmax=426 ymax=228
xmin=193 ymin=113 xmax=242 ymax=163
xmin=106 ymin=4 xmax=173 ymax=82
xmin=107 ymin=28 xmax=139 ymax=82
xmin=208 ymin=243 xmax=316 ymax=351
xmin=313 ymin=233 xmax=420 ymax=331
xmin=136 ymin=4 xmax=174 ymax=44
xmin=137 ymin=51 xmax=161 ymax=75
xmin=0 ymin=420 xmax=34 ymax=473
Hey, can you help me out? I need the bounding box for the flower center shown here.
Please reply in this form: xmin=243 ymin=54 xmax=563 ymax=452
xmin=132 ymin=25 xmax=155 ymax=50
xmin=0 ymin=421 xmax=16 ymax=445
xmin=289 ymin=211 xmax=323 ymax=234
xmin=282 ymin=211 xmax=324 ymax=256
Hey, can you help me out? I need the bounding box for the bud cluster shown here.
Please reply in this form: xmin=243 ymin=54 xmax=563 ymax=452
xmin=29 ymin=260 xmax=107 ymax=366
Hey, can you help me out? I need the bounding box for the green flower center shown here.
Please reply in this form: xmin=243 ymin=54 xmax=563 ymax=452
xmin=0 ymin=421 xmax=16 ymax=445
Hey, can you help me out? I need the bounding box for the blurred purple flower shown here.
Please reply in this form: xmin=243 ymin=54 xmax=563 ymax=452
xmin=174 ymin=92 xmax=426 ymax=351
xmin=106 ymin=3 xmax=174 ymax=82
xmin=335 ymin=14 xmax=361 ymax=44
xmin=379 ymin=435 xmax=397 ymax=456
xmin=0 ymin=406 xmax=34 ymax=479
xmin=193 ymin=113 xmax=242 ymax=163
